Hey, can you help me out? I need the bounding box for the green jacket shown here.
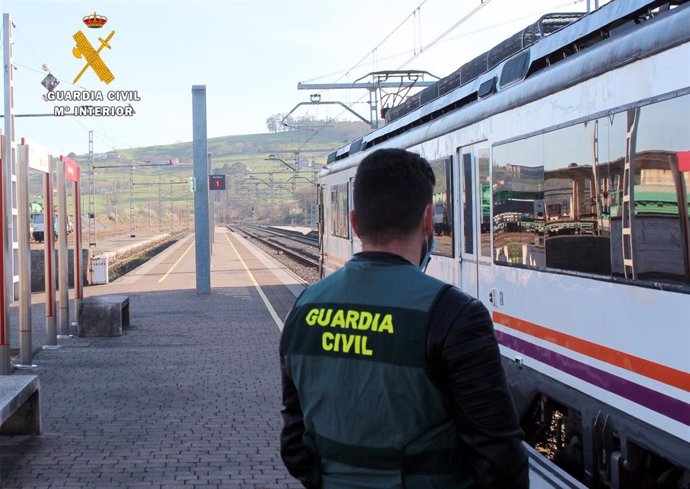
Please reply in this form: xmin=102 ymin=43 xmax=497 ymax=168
xmin=281 ymin=252 xmax=475 ymax=488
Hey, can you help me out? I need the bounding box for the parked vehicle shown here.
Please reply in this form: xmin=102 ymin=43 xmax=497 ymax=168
xmin=30 ymin=212 xmax=71 ymax=242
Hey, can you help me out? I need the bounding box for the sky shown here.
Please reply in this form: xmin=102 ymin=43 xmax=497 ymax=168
xmin=1 ymin=0 xmax=604 ymax=156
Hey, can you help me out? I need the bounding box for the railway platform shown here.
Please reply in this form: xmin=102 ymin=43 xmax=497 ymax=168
xmin=0 ymin=226 xmax=583 ymax=488
xmin=0 ymin=227 xmax=304 ymax=488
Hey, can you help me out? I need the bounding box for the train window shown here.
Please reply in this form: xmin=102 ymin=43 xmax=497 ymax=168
xmin=330 ymin=184 xmax=349 ymax=238
xmin=492 ymin=136 xmax=544 ymax=266
xmin=493 ymin=93 xmax=690 ymax=287
xmin=478 ymin=149 xmax=491 ymax=258
xmin=628 ymin=96 xmax=690 ymax=283
xmin=542 ymin=121 xmax=613 ymax=274
xmin=462 ymin=154 xmax=474 ymax=255
xmin=431 ymin=157 xmax=454 ymax=257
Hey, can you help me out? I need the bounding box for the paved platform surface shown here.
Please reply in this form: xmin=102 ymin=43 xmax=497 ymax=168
xmin=1 ymin=228 xmax=305 ymax=488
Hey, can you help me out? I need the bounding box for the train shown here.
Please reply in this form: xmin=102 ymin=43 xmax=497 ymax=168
xmin=316 ymin=1 xmax=690 ymax=487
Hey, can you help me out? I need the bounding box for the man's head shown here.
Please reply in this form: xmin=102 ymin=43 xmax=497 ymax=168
xmin=352 ymin=148 xmax=435 ymax=245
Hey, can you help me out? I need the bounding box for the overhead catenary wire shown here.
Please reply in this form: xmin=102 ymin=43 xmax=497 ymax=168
xmin=300 ymin=0 xmax=433 ymax=84
xmin=294 ymin=0 xmax=497 ymax=152
xmin=14 ymin=25 xmax=47 ymax=70
xmin=302 ymin=0 xmax=587 ymax=85
xmin=398 ymin=0 xmax=494 ymax=68
xmin=290 ymin=0 xmax=587 ymax=156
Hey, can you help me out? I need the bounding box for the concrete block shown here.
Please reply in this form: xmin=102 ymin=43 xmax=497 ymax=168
xmin=0 ymin=375 xmax=41 ymax=436
xmin=78 ymin=295 xmax=130 ymax=337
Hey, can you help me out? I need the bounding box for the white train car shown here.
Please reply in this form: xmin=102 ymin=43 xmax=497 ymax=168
xmin=317 ymin=1 xmax=690 ymax=487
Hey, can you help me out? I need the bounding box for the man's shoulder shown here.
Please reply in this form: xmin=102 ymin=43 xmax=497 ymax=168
xmin=430 ymin=286 xmax=491 ymax=326
xmin=436 ymin=285 xmax=478 ymax=308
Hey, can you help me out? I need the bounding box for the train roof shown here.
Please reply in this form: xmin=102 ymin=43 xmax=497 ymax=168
xmin=325 ymin=0 xmax=687 ymax=168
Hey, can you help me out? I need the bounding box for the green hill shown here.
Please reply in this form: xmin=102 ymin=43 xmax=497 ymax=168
xmin=58 ymin=121 xmax=369 ymax=229
xmin=82 ymin=121 xmax=368 ymax=166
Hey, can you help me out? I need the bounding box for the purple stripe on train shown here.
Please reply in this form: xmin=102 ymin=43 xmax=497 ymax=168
xmin=495 ymin=330 xmax=690 ymax=426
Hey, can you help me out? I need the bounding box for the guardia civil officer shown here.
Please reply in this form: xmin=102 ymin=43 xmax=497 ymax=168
xmin=280 ymin=148 xmax=529 ymax=488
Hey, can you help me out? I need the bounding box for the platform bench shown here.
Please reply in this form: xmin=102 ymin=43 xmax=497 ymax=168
xmin=78 ymin=295 xmax=130 ymax=337
xmin=0 ymin=375 xmax=41 ymax=435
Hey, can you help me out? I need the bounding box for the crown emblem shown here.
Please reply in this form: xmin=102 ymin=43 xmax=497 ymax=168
xmin=83 ymin=11 xmax=107 ymax=28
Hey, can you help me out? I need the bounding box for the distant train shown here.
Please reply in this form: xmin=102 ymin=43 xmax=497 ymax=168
xmin=317 ymin=1 xmax=690 ymax=487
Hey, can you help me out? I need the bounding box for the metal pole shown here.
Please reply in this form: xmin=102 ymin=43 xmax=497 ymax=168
xmin=88 ymin=130 xmax=96 ymax=247
xmin=158 ymin=177 xmax=162 ymax=233
xmin=16 ymin=144 xmax=35 ymax=367
xmin=192 ymin=85 xmax=210 ymax=294
xmin=169 ymin=180 xmax=173 ymax=232
xmin=44 ymin=158 xmax=57 ymax=347
xmin=129 ymin=165 xmax=135 ymax=237
xmin=73 ymin=181 xmax=83 ymax=320
xmin=57 ymin=158 xmax=70 ymax=337
xmin=208 ymin=152 xmax=214 ymax=251
xmin=1 ymin=14 xmax=15 ymax=374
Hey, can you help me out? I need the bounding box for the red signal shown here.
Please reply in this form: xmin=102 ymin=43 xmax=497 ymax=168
xmin=209 ymin=175 xmax=226 ymax=191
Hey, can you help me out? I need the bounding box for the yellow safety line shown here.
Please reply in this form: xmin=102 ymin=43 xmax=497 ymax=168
xmin=158 ymin=240 xmax=195 ymax=283
xmin=225 ymin=233 xmax=284 ymax=331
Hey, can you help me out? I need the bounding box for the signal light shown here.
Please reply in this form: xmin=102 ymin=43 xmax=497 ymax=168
xmin=209 ymin=175 xmax=225 ymax=191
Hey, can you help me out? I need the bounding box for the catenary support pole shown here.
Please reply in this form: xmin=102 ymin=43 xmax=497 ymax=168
xmin=192 ymin=85 xmax=210 ymax=294
xmin=1 ymin=14 xmax=15 ymax=374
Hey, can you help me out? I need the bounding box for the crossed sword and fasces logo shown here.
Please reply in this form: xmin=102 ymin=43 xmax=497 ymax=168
xmin=72 ymin=30 xmax=115 ymax=84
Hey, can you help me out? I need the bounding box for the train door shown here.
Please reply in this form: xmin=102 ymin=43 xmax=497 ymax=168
xmin=349 ymin=177 xmax=361 ymax=256
xmin=317 ymin=184 xmax=325 ymax=278
xmin=458 ymin=143 xmax=491 ymax=299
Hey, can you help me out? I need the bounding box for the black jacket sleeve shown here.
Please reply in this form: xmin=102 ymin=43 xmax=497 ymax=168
xmin=427 ymin=287 xmax=529 ymax=489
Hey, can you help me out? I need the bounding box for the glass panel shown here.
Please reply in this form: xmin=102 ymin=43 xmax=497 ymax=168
xmin=431 ymin=157 xmax=454 ymax=257
xmin=542 ymin=121 xmax=612 ymax=274
xmin=478 ymin=149 xmax=491 ymax=257
xmin=492 ymin=135 xmax=544 ymax=266
xmin=490 ymin=94 xmax=689 ymax=286
xmin=462 ymin=153 xmax=474 ymax=255
xmin=631 ymin=96 xmax=690 ymax=283
xmin=330 ymin=184 xmax=349 ymax=238
xmin=603 ymin=111 xmax=628 ymax=276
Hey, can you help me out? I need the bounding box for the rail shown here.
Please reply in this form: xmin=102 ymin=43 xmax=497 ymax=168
xmin=228 ymin=224 xmax=319 ymax=268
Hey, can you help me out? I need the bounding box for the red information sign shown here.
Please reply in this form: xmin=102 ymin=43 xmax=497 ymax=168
xmin=209 ymin=174 xmax=226 ymax=191
xmin=60 ymin=155 xmax=80 ymax=182
xmin=678 ymin=151 xmax=690 ymax=172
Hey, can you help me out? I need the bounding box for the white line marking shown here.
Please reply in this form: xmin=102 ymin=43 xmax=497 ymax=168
xmin=158 ymin=240 xmax=195 ymax=283
xmin=225 ymin=233 xmax=284 ymax=331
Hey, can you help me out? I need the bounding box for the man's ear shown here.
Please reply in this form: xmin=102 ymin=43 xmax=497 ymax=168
xmin=350 ymin=210 xmax=361 ymax=238
xmin=425 ymin=204 xmax=434 ymax=235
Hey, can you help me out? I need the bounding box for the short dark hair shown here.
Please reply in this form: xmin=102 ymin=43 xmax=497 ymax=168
xmin=353 ymin=148 xmax=435 ymax=244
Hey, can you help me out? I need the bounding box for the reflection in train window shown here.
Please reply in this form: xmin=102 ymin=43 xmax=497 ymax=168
xmin=492 ymin=136 xmax=544 ymax=266
xmin=492 ymin=93 xmax=690 ymax=287
xmin=478 ymin=149 xmax=492 ymax=258
xmin=330 ymin=184 xmax=349 ymax=238
xmin=430 ymin=157 xmax=454 ymax=257
xmin=462 ymin=154 xmax=474 ymax=255
xmin=626 ymin=97 xmax=690 ymax=282
xmin=542 ymin=121 xmax=612 ymax=275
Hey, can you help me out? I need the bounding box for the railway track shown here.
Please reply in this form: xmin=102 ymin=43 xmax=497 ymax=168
xmin=228 ymin=223 xmax=320 ymax=283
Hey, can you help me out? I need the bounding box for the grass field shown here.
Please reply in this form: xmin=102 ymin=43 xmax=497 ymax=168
xmin=27 ymin=123 xmax=367 ymax=232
